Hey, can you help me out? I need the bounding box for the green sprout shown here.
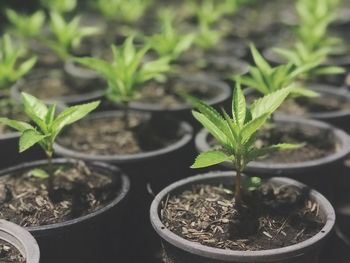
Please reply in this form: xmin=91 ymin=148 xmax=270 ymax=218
xmin=239 ymin=45 xmax=319 ymax=98
xmin=0 ymin=34 xmax=37 ymax=93
xmin=0 ymin=93 xmax=100 ymax=193
xmin=40 ymin=0 xmax=77 ymax=13
xmin=147 ymin=10 xmax=195 ymax=61
xmin=75 ymin=36 xmax=171 ymax=128
xmin=95 ymin=0 xmax=152 ymax=23
xmin=5 ymin=9 xmax=45 ymax=39
xmin=190 ymin=83 xmax=298 ymax=207
xmin=44 ymin=12 xmax=100 ymax=60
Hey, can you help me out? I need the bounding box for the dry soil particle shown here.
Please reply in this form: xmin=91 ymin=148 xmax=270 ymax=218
xmin=0 ymin=161 xmax=118 ymax=227
xmin=58 ymin=115 xmax=181 ymax=155
xmin=0 ymin=240 xmax=25 ymax=263
xmin=161 ymin=183 xmax=323 ymax=251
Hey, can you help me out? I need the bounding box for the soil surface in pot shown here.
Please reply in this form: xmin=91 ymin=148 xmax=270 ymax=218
xmin=0 ymin=161 xmax=118 ymax=227
xmin=19 ymin=70 xmax=104 ymax=99
xmin=161 ymin=182 xmax=323 ymax=251
xmin=0 ymin=239 xmax=25 ymax=262
xmin=209 ymin=122 xmax=337 ymax=163
xmin=279 ymin=95 xmax=350 ymax=115
xmin=57 ymin=115 xmax=182 ymax=155
xmin=136 ymin=78 xmax=219 ymax=108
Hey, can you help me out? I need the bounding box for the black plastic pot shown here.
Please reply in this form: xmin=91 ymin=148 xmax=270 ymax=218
xmin=53 ymin=111 xmax=194 ymax=262
xmin=128 ymin=76 xmax=231 ymax=130
xmin=150 ymin=171 xmax=335 ymax=263
xmin=0 ymin=158 xmax=130 ymax=263
xmin=11 ymin=71 xmax=105 ymax=106
xmin=195 ymin=115 xmax=350 ymax=198
xmin=0 ymin=131 xmax=45 ymax=170
xmin=0 ymin=219 xmax=40 ymax=263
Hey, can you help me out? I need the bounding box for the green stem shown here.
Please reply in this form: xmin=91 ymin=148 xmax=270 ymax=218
xmin=234 ymin=158 xmax=242 ymax=209
xmin=47 ymin=149 xmax=54 ymax=195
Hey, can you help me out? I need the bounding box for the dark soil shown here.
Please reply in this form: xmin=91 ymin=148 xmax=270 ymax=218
xmin=0 ymin=240 xmax=25 ymax=263
xmin=0 ymin=99 xmax=25 ymax=135
xmin=161 ymin=182 xmax=323 ymax=251
xmin=19 ymin=70 xmax=104 ymax=99
xmin=279 ymin=95 xmax=350 ymax=115
xmin=0 ymin=161 xmax=118 ymax=227
xmin=137 ymin=78 xmax=219 ymax=108
xmin=209 ymin=122 xmax=337 ymax=163
xmin=58 ymin=115 xmax=182 ymax=155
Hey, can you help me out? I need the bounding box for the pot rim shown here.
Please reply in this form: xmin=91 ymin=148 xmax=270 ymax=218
xmin=53 ymin=110 xmax=193 ymax=163
xmin=11 ymin=71 xmax=105 ymax=105
xmin=0 ymin=158 xmax=130 ymax=234
xmin=150 ymin=171 xmax=335 ymax=261
xmin=195 ymin=115 xmax=350 ymax=172
xmin=0 ymin=219 xmax=40 ymax=263
xmin=129 ymin=76 xmax=231 ymax=112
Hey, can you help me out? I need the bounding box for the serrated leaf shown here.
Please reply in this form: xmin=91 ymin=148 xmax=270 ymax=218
xmin=241 ymin=113 xmax=269 ymax=143
xmin=29 ymin=168 xmax=49 ymax=179
xmin=250 ymin=44 xmax=271 ymax=75
xmin=232 ymin=82 xmax=246 ymax=127
xmin=291 ymin=87 xmax=320 ymax=97
xmin=0 ymin=118 xmax=33 ymax=132
xmin=191 ymin=150 xmax=232 ymax=168
xmin=19 ymin=129 xmax=47 ymax=152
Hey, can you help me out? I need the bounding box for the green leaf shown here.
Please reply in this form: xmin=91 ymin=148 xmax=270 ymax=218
xmin=291 ymin=87 xmax=320 ymax=98
xmin=232 ymin=82 xmax=246 ymax=127
xmin=191 ymin=150 xmax=232 ymax=168
xmin=52 ymin=101 xmax=100 ymax=139
xmin=241 ymin=113 xmax=270 ymax=143
xmin=29 ymin=168 xmax=49 ymax=179
xmin=242 ymin=177 xmax=262 ymax=191
xmin=250 ymin=87 xmax=292 ymax=118
xmin=250 ymin=44 xmax=271 ymax=75
xmin=21 ymin=92 xmax=48 ymax=132
xmin=247 ymin=143 xmax=303 ymax=161
xmin=19 ymin=129 xmax=47 ymax=152
xmin=0 ymin=118 xmax=33 ymax=132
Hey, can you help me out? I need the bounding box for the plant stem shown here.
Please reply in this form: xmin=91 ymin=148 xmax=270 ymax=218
xmin=234 ymin=158 xmax=242 ymax=209
xmin=47 ymin=150 xmax=54 ymax=195
xmin=123 ymin=101 xmax=130 ymax=130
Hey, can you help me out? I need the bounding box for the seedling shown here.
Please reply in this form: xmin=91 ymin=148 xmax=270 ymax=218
xmin=75 ymin=36 xmax=171 ymax=128
xmin=147 ymin=10 xmax=195 ymax=61
xmin=0 ymin=93 xmax=99 ymax=194
xmin=195 ymin=23 xmax=223 ymax=50
xmin=0 ymin=34 xmax=37 ymax=93
xmin=95 ymin=0 xmax=152 ymax=23
xmin=5 ymin=9 xmax=45 ymax=39
xmin=44 ymin=12 xmax=100 ymax=60
xmin=239 ymin=45 xmax=319 ymax=98
xmin=40 ymin=0 xmax=77 ymax=13
xmin=274 ymin=42 xmax=345 ymax=79
xmin=190 ymin=84 xmax=298 ymax=207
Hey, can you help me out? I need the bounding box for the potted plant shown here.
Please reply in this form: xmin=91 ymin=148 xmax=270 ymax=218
xmin=0 ymin=93 xmax=130 ymax=263
xmin=0 ymin=219 xmax=40 ymax=263
xmin=151 ymin=85 xmax=335 ymax=263
xmin=11 ymin=12 xmax=104 ymax=106
xmin=0 ymin=34 xmax=41 ymax=169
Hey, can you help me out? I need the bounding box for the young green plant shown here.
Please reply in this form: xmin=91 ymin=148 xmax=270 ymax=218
xmin=95 ymin=0 xmax=152 ymax=23
xmin=5 ymin=9 xmax=45 ymax=39
xmin=239 ymin=44 xmax=319 ymax=98
xmin=190 ymin=84 xmax=299 ymax=207
xmin=0 ymin=34 xmax=37 ymax=93
xmin=75 ymin=36 xmax=171 ymax=129
xmin=40 ymin=0 xmax=77 ymax=13
xmin=44 ymin=12 xmax=100 ymax=60
xmin=0 ymin=93 xmax=100 ymax=194
xmin=147 ymin=9 xmax=195 ymax=61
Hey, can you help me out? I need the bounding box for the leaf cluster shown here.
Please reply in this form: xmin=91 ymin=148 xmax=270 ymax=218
xmin=40 ymin=0 xmax=77 ymax=13
xmin=75 ymin=37 xmax=171 ymax=104
xmin=0 ymin=34 xmax=37 ymax=90
xmin=0 ymin=93 xmax=99 ymax=157
xmin=95 ymin=0 xmax=152 ymax=23
xmin=147 ymin=11 xmax=195 ymax=60
xmin=239 ymin=45 xmax=319 ymax=98
xmin=5 ymin=9 xmax=45 ymax=39
xmin=190 ymin=83 xmax=299 ymax=171
xmin=44 ymin=13 xmax=100 ymax=59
